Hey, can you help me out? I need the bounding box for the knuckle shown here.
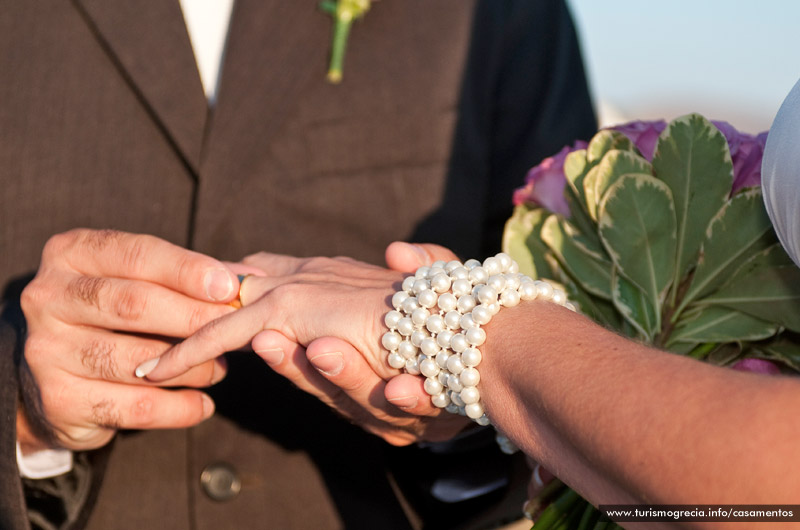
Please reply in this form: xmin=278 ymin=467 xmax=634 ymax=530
xmin=173 ymin=252 xmax=197 ymax=290
xmin=90 ymin=399 xmax=122 ymax=430
xmin=80 ymin=339 xmax=119 ymax=380
xmin=82 ymin=229 xmax=124 ymax=252
xmin=186 ymin=305 xmax=217 ymax=333
xmin=119 ymin=236 xmax=148 ymax=276
xmin=128 ymin=396 xmax=155 ymax=426
xmin=20 ymin=280 xmax=50 ymax=316
xmin=41 ymin=231 xmax=75 ymax=261
xmin=67 ymin=276 xmax=107 ymax=307
xmin=241 ymin=252 xmax=268 ymax=266
xmin=22 ymin=334 xmax=50 ymax=369
xmin=112 ymin=284 xmax=147 ymax=321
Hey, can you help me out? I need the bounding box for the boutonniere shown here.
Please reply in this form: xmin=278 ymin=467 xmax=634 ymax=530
xmin=319 ymin=0 xmax=372 ymax=83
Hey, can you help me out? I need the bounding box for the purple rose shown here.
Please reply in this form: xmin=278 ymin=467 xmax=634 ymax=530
xmin=730 ymin=358 xmax=781 ymax=375
xmin=611 ymin=120 xmax=666 ymax=160
xmin=512 ymin=141 xmax=587 ymax=216
xmin=513 ymin=118 xmax=767 ymax=213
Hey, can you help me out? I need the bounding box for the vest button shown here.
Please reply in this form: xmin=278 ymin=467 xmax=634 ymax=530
xmin=200 ymin=463 xmax=241 ymax=502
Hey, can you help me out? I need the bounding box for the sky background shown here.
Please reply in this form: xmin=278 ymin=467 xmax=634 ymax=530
xmin=566 ymin=0 xmax=800 ymax=132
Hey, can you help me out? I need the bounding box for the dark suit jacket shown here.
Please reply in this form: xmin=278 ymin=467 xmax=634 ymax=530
xmin=0 ymin=1 xmax=596 ymax=528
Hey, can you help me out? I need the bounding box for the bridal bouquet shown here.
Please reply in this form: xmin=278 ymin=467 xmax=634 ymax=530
xmin=503 ymin=114 xmax=800 ymax=529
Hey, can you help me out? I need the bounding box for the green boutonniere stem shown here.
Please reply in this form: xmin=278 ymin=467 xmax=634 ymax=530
xmin=320 ymin=0 xmax=371 ymax=83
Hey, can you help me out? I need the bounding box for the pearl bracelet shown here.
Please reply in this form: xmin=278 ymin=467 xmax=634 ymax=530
xmin=381 ymin=253 xmax=575 ymax=451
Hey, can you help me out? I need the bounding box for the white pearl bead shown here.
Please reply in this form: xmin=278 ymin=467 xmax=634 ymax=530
xmin=449 ymin=266 xmax=469 ymax=280
xmin=444 ymin=310 xmax=462 ymax=330
xmin=469 ymin=266 xmax=488 ymax=285
xmin=519 ymin=282 xmax=538 ymax=301
xmin=496 ymin=253 xmax=513 ymax=272
xmin=431 ymin=392 xmax=450 ymax=408
xmin=436 ymin=329 xmax=454 ymax=348
xmin=450 ymin=391 xmax=465 ymax=407
xmin=420 ymin=337 xmax=439 ymax=356
xmin=428 ymin=266 xmax=446 ymax=279
xmin=487 ymin=274 xmax=506 ymax=293
xmin=445 ymin=260 xmax=462 ymax=272
xmin=460 ymin=386 xmax=480 ymax=404
xmin=458 ymin=406 xmax=467 ymax=416
xmin=487 ymin=302 xmax=501 ymax=315
xmin=461 ymin=347 xmax=482 ymax=367
xmin=476 ymin=285 xmax=498 ymax=305
xmin=410 ymin=330 xmax=427 ymax=347
xmin=387 ymin=352 xmax=405 ymax=369
xmin=430 ymin=273 xmax=452 ymax=294
xmin=424 ymin=377 xmax=444 ymax=396
xmin=476 ymin=415 xmax=492 ymax=426
xmin=445 ymin=403 xmax=460 ymax=415
xmin=446 ymin=354 xmax=465 ymax=374
xmin=381 ymin=331 xmax=402 ymax=351
xmin=472 ymin=305 xmax=492 ymax=325
xmin=417 ymin=289 xmax=438 ymax=309
xmin=435 ymin=349 xmax=450 ymax=369
xmin=448 ymin=374 xmax=464 ymax=392
xmin=507 ymin=260 xmax=520 ymax=274
xmin=464 ymin=259 xmax=481 ymax=270
xmin=398 ymin=340 xmax=417 ymax=359
xmin=465 ymin=327 xmax=486 ymax=347
xmin=396 ymin=317 xmax=414 ymax=337
xmin=536 ymin=280 xmax=554 ymax=300
xmin=431 ymin=260 xmax=447 ymax=270
xmin=465 ymin=402 xmax=484 ymax=419
xmin=483 ymin=257 xmax=500 ymax=276
xmin=459 ymin=313 xmax=477 ymax=330
xmin=437 ymin=292 xmax=457 ymax=312
xmin=451 ymin=278 xmax=472 ymax=296
xmin=500 ymin=289 xmax=521 ymax=307
xmin=565 ymin=301 xmax=578 ymax=312
xmin=401 ymin=296 xmax=419 ymax=314
xmin=392 ymin=291 xmax=410 ymax=309
xmin=384 ymin=310 xmax=403 ymax=329
xmin=457 ymin=294 xmax=477 ymax=314
xmin=414 ymin=266 xmax=430 ymax=279
xmin=504 ymin=273 xmax=521 ymax=291
xmin=552 ymin=289 xmax=566 ymax=306
xmin=401 ymin=276 xmax=416 ymax=293
xmin=405 ymin=357 xmax=421 ymax=375
xmin=425 ymin=314 xmax=446 ymax=334
xmin=411 ymin=308 xmax=430 ymax=326
xmin=437 ymin=371 xmax=449 ymax=385
xmin=420 ymin=358 xmax=439 ymax=378
xmin=412 ymin=279 xmax=429 ymax=295
xmin=459 ymin=367 xmax=480 ymax=387
xmin=450 ymin=333 xmax=468 ymax=353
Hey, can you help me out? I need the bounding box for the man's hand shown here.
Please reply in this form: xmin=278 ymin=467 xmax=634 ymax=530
xmin=18 ymin=229 xmax=239 ymax=452
xmin=142 ymin=242 xmax=471 ymax=445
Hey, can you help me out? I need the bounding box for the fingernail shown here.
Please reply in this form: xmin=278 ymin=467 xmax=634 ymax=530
xmin=254 ymin=347 xmax=284 ymax=366
xmin=308 ymin=351 xmax=343 ymax=376
xmin=135 ymin=357 xmax=160 ymax=378
xmin=201 ymin=394 xmax=215 ymax=419
xmin=204 ymin=269 xmax=235 ymax=301
xmin=387 ymin=395 xmax=418 ymax=410
xmin=409 ymin=244 xmax=428 ymax=266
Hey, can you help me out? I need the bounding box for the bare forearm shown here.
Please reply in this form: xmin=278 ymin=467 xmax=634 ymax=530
xmin=480 ymin=301 xmax=800 ymax=508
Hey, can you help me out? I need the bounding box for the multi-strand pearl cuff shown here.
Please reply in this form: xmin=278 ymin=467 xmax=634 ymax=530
xmin=381 ymin=253 xmax=575 ymax=450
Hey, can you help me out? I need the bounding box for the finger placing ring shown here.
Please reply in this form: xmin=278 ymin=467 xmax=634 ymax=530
xmin=229 ymin=274 xmax=253 ymax=309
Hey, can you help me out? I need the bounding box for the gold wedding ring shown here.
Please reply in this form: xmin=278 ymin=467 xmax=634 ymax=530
xmin=229 ymin=274 xmax=253 ymax=309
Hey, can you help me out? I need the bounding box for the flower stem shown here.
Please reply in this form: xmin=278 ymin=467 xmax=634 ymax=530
xmin=327 ymin=14 xmax=352 ymax=83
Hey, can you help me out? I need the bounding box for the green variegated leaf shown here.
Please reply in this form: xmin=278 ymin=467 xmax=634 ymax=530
xmin=752 ymin=339 xmax=800 ymax=372
xmin=706 ymin=343 xmax=744 ymax=366
xmin=727 ymin=242 xmax=795 ymax=281
xmin=612 ymin=268 xmax=658 ymax=340
xmin=502 ymin=204 xmax=552 ymax=279
xmin=598 ymin=174 xmax=677 ymax=330
xmin=541 ymin=215 xmax=612 ymax=300
xmin=586 ymin=130 xmax=635 ymax=163
xmin=564 ymin=149 xmax=590 ymax=203
xmin=582 ymin=165 xmax=602 ymax=221
xmin=675 ymin=188 xmax=777 ymax=318
xmin=593 ymin=150 xmax=653 ymax=209
xmin=651 ymin=114 xmax=733 ymax=303
xmin=564 ymin=185 xmax=599 ymax=243
xmin=699 ymin=264 xmax=800 ymax=332
xmin=668 ymin=306 xmax=778 ymax=346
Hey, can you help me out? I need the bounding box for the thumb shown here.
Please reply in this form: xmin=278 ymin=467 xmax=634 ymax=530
xmin=385 ymin=242 xmax=460 ymax=273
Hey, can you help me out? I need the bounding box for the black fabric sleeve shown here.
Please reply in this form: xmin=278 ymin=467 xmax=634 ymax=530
xmin=413 ymin=0 xmax=597 ymax=258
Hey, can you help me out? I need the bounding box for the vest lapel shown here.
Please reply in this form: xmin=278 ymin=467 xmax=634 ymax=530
xmin=73 ymin=0 xmax=207 ymax=174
